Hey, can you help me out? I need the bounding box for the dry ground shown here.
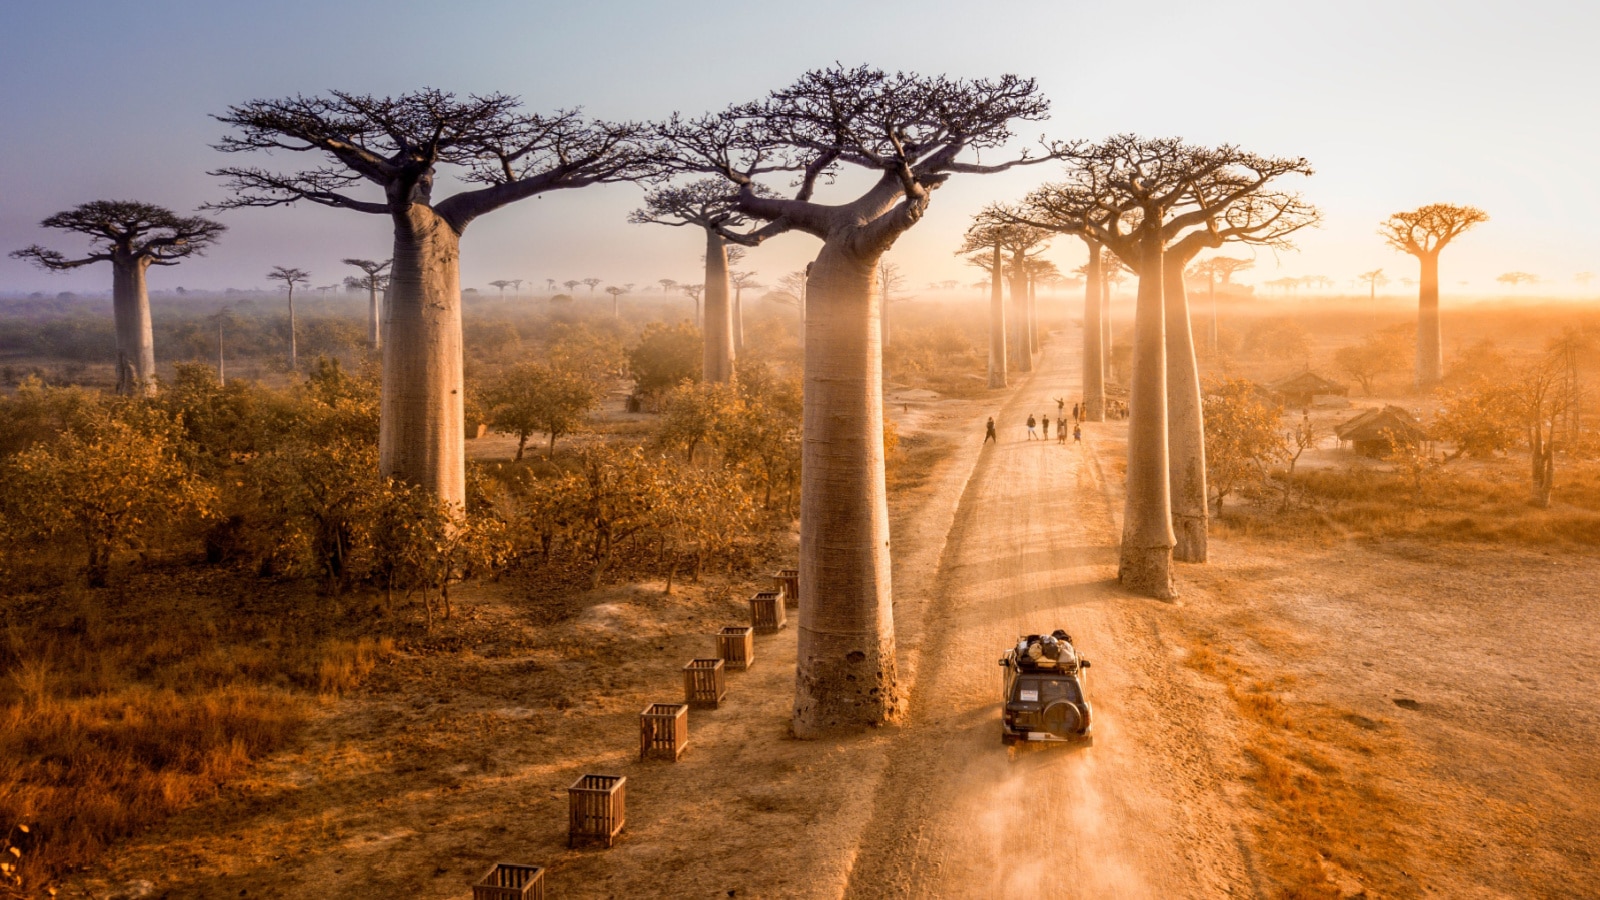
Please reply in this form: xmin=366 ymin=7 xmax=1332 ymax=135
xmin=61 ymin=325 xmax=1600 ymax=899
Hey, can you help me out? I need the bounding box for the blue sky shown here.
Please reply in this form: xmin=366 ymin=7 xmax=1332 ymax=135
xmin=1 ymin=0 xmax=1595 ymax=296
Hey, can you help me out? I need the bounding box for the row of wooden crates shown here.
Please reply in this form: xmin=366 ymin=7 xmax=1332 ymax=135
xmin=469 ymin=570 xmax=799 ymax=898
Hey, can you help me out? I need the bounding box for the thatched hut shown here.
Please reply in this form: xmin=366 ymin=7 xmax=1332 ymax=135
xmin=1270 ymin=370 xmax=1349 ymax=408
xmin=1334 ymin=405 xmax=1428 ymax=457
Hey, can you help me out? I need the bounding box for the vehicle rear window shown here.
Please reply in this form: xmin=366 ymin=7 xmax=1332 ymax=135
xmin=1014 ymin=678 xmax=1077 ymax=702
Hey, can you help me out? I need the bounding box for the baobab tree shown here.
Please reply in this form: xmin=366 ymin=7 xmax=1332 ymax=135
xmin=1496 ymin=271 xmax=1539 ymax=290
xmin=210 ymin=90 xmax=652 ymax=509
xmin=267 ymin=266 xmax=310 ymax=369
xmin=544 ymin=278 xmax=558 ymax=293
xmin=658 ymin=277 xmax=677 ymax=295
xmin=656 ymin=65 xmax=1059 ymax=734
xmin=489 ymin=279 xmax=514 ymax=299
xmin=956 ymin=221 xmax=1013 ymax=389
xmin=581 ymin=277 xmax=602 ymax=293
xmin=632 ymin=179 xmax=765 ymax=382
xmin=1378 ymin=203 xmax=1489 ymax=388
xmin=1012 ymin=136 xmax=1316 ymax=587
xmin=1189 ymin=256 xmax=1254 ymax=353
xmin=679 ymin=282 xmax=705 ymax=325
xmin=729 ymin=270 xmax=762 ymax=353
xmin=603 ymin=283 xmax=630 ymax=316
xmin=877 ymin=261 xmax=908 ymax=349
xmin=343 ymin=257 xmax=392 ymax=351
xmin=776 ymin=269 xmax=809 ymax=346
xmin=1356 ymin=267 xmax=1388 ymax=301
xmin=563 ymin=279 xmax=581 ymax=294
xmin=11 ymin=200 xmax=224 ymax=395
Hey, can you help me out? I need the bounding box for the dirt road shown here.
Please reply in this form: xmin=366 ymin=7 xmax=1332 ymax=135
xmin=845 ymin=332 xmax=1252 ymax=898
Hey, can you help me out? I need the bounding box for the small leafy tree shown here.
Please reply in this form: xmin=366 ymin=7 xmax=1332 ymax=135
xmin=1203 ymin=379 xmax=1286 ymax=514
xmin=1433 ymin=380 xmax=1520 ymax=459
xmin=1334 ymin=326 xmax=1411 ymax=395
xmin=656 ymin=380 xmax=743 ymax=463
xmin=627 ymin=321 xmax=702 ymax=399
xmin=4 ymin=405 xmax=216 ymax=586
xmin=482 ymin=361 xmax=600 ymax=459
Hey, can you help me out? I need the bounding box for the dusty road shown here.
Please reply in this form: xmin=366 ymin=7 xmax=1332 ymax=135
xmin=846 ymin=332 xmax=1252 ymax=899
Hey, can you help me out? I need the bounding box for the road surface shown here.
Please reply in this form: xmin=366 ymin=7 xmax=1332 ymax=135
xmin=844 ymin=330 xmax=1252 ymax=898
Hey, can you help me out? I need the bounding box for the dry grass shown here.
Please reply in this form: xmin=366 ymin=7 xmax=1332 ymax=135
xmin=1185 ymin=638 xmax=1415 ymax=899
xmin=0 ymin=576 xmax=399 ymax=893
xmin=1217 ymin=459 xmax=1600 ymax=550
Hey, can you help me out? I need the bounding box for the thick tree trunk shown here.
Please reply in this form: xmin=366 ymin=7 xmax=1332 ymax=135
xmin=1119 ymin=226 xmax=1176 ymax=598
xmin=111 ymin=256 xmax=157 ymax=396
xmin=1009 ymin=250 xmax=1032 ymax=374
xmin=1416 ymin=252 xmax=1442 ymax=387
xmin=987 ymin=245 xmax=1007 ymax=389
xmin=882 ymin=292 xmax=892 ymax=349
xmin=380 ymin=206 xmax=467 ymax=510
xmin=703 ymin=229 xmax=734 ymax=383
xmin=1164 ymin=256 xmax=1208 ymax=563
xmin=287 ymin=286 xmax=298 ymax=371
xmin=793 ymin=241 xmax=901 ymax=737
xmin=1101 ymin=272 xmax=1112 ymax=385
xmin=733 ymin=287 xmax=745 ymax=354
xmin=368 ymin=283 xmax=381 ymax=351
xmin=1027 ymin=272 xmax=1039 ymax=354
xmin=1082 ymin=239 xmax=1105 ymax=420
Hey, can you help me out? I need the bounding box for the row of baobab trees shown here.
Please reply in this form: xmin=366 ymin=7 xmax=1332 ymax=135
xmin=7 ymin=66 xmax=1490 ymax=736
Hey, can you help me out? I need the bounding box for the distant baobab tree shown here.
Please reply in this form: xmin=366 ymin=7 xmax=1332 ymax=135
xmin=1356 ymin=267 xmax=1388 ymax=300
xmin=632 ymin=179 xmax=765 ymax=382
xmin=603 ymin=283 xmax=632 ymax=316
xmin=545 ymin=278 xmax=558 ymax=293
xmin=563 ymin=279 xmax=581 ymax=294
xmin=956 ymin=220 xmax=1020 ymax=389
xmin=1379 ymin=203 xmax=1489 ymax=388
xmin=266 ymin=266 xmax=310 ymax=369
xmin=343 ymin=258 xmax=391 ymax=351
xmin=729 ymin=270 xmax=762 ymax=353
xmin=972 ymin=209 xmax=1052 ymax=372
xmin=11 ymin=200 xmax=224 ymax=395
xmin=658 ymin=278 xmax=677 ymax=295
xmin=581 ymin=277 xmax=602 ymax=293
xmin=1496 ymin=271 xmax=1539 ymax=289
xmin=655 ymin=65 xmax=1061 ymax=735
xmin=680 ymin=282 xmax=705 ymax=325
xmin=1189 ymin=256 xmax=1254 ymax=353
xmin=209 ymin=89 xmax=653 ymax=509
xmin=877 ymin=260 xmax=908 ymax=349
xmin=489 ymin=279 xmax=514 ymax=299
xmin=1009 ymin=136 xmax=1316 ymax=588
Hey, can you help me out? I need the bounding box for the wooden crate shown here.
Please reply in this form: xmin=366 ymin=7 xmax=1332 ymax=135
xmin=750 ymin=590 xmax=786 ymax=633
xmin=717 ymin=625 xmax=754 ymax=670
xmin=683 ymin=658 xmax=727 ymax=708
xmin=568 ymin=774 xmax=626 ymax=848
xmin=472 ymin=863 xmax=545 ymax=900
xmin=774 ymin=568 xmax=800 ymax=608
xmin=639 ymin=702 xmax=689 ymax=761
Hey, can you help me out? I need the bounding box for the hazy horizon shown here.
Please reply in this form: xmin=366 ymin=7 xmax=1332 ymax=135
xmin=3 ymin=0 xmax=1596 ymax=297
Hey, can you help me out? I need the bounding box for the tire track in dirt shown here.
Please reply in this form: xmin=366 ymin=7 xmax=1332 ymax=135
xmin=843 ymin=331 xmax=1250 ymax=899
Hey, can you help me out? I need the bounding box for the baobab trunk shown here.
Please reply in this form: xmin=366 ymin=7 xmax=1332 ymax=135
xmin=1027 ymin=273 xmax=1039 ymax=354
xmin=1101 ymin=274 xmax=1112 ymax=385
xmin=287 ymin=287 xmax=298 ymax=370
xmin=733 ymin=288 xmax=745 ymax=355
xmin=1082 ymin=241 xmax=1105 ymax=420
xmin=367 ymin=282 xmax=382 ymax=351
xmin=1416 ymin=252 xmax=1442 ymax=387
xmin=380 ymin=207 xmax=467 ymax=511
xmin=1163 ymin=256 xmax=1208 ymax=563
xmin=987 ymin=245 xmax=1007 ymax=389
xmin=793 ymin=242 xmax=901 ymax=736
xmin=110 ymin=256 xmax=157 ymax=396
xmin=882 ymin=291 xmax=892 ymax=349
xmin=1009 ymin=250 xmax=1032 ymax=374
xmin=703 ymin=229 xmax=734 ymax=383
xmin=1119 ymin=225 xmax=1176 ymax=598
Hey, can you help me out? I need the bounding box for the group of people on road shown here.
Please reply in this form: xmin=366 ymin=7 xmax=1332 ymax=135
xmin=984 ymin=402 xmax=1082 ymax=445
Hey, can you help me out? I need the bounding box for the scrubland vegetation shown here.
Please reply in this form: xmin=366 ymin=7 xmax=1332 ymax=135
xmin=0 ymin=291 xmax=990 ymax=894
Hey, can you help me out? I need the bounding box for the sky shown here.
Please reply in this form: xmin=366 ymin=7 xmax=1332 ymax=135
xmin=1 ymin=0 xmax=1597 ymax=299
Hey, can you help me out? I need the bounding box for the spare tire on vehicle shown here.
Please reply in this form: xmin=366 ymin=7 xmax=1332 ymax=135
xmin=1043 ymin=701 xmax=1081 ymax=736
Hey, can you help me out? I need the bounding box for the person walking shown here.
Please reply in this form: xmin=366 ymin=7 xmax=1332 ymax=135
xmin=1057 ymin=419 xmax=1068 ymax=443
xmin=1054 ymin=396 xmax=1066 ymax=418
xmin=984 ymin=416 xmax=997 ymax=444
xmin=1042 ymin=415 xmax=1051 ymax=440
xmin=1073 ymin=423 xmax=1082 ymax=442
xmin=1026 ymin=414 xmax=1038 ymax=440
xmin=1072 ymin=402 xmax=1080 ymax=422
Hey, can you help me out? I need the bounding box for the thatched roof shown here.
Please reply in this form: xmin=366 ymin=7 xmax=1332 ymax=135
xmin=1270 ymin=370 xmax=1348 ymax=396
xmin=1335 ymin=405 xmax=1428 ymax=443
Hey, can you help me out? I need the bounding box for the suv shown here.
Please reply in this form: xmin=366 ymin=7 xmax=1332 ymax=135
xmin=999 ymin=631 xmax=1092 ymax=745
